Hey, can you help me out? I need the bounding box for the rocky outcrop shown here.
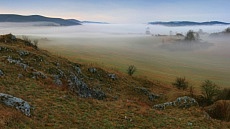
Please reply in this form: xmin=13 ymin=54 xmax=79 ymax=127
xmin=0 ymin=93 xmax=31 ymax=116
xmin=134 ymin=87 xmax=160 ymax=101
xmin=7 ymin=56 xmax=29 ymax=70
xmin=154 ymin=96 xmax=198 ymax=110
xmin=68 ymin=74 xmax=106 ymax=100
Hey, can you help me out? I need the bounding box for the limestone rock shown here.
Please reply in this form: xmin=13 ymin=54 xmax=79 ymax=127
xmin=32 ymin=71 xmax=47 ymax=79
xmin=68 ymin=74 xmax=106 ymax=100
xmin=0 ymin=93 xmax=31 ymax=116
xmin=154 ymin=96 xmax=198 ymax=110
xmin=134 ymin=87 xmax=160 ymax=101
xmin=17 ymin=50 xmax=30 ymax=56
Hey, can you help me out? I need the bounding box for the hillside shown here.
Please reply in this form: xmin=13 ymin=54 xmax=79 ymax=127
xmin=0 ymin=14 xmax=81 ymax=26
xmin=0 ymin=34 xmax=229 ymax=128
xmin=148 ymin=21 xmax=230 ymax=26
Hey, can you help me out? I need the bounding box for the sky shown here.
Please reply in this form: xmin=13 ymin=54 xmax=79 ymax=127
xmin=0 ymin=0 xmax=229 ymax=23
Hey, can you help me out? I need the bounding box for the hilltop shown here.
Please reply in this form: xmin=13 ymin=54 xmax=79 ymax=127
xmin=0 ymin=14 xmax=81 ymax=26
xmin=0 ymin=34 xmax=229 ymax=128
xmin=148 ymin=21 xmax=230 ymax=26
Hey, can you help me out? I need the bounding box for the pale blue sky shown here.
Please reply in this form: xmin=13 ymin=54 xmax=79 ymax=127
xmin=0 ymin=0 xmax=229 ymax=23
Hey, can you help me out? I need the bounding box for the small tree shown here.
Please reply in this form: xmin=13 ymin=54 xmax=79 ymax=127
xmin=201 ymin=80 xmax=220 ymax=103
xmin=127 ymin=65 xmax=136 ymax=76
xmin=172 ymin=77 xmax=188 ymax=90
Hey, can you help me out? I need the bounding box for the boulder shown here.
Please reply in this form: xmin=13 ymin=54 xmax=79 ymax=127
xmin=154 ymin=96 xmax=198 ymax=110
xmin=0 ymin=93 xmax=31 ymax=116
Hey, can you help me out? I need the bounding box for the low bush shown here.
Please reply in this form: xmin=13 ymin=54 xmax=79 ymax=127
xmin=172 ymin=77 xmax=188 ymax=90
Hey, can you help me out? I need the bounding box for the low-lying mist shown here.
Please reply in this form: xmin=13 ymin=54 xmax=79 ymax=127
xmin=1 ymin=22 xmax=229 ymax=87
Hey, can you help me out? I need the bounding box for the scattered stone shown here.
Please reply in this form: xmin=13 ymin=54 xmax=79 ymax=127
xmin=57 ymin=69 xmax=65 ymax=78
xmin=53 ymin=75 xmax=63 ymax=86
xmin=154 ymin=96 xmax=198 ymax=110
xmin=0 ymin=69 xmax=4 ymax=76
xmin=17 ymin=50 xmax=30 ymax=56
xmin=148 ymin=93 xmax=160 ymax=101
xmin=18 ymin=74 xmax=23 ymax=79
xmin=32 ymin=71 xmax=47 ymax=79
xmin=108 ymin=73 xmax=116 ymax=80
xmin=0 ymin=93 xmax=31 ymax=116
xmin=74 ymin=66 xmax=82 ymax=74
xmin=7 ymin=56 xmax=29 ymax=70
xmin=91 ymin=89 xmax=106 ymax=100
xmin=134 ymin=87 xmax=160 ymax=101
xmin=88 ymin=67 xmax=97 ymax=73
xmin=187 ymin=122 xmax=193 ymax=126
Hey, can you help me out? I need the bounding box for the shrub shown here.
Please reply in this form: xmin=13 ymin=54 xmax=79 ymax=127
xmin=21 ymin=36 xmax=38 ymax=49
xmin=216 ymin=88 xmax=230 ymax=100
xmin=201 ymin=80 xmax=220 ymax=104
xmin=172 ymin=77 xmax=188 ymax=90
xmin=127 ymin=65 xmax=136 ymax=76
xmin=185 ymin=30 xmax=199 ymax=41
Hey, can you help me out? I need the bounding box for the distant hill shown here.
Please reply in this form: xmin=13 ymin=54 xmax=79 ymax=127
xmin=81 ymin=21 xmax=109 ymax=24
xmin=0 ymin=14 xmax=81 ymax=26
xmin=148 ymin=21 xmax=230 ymax=26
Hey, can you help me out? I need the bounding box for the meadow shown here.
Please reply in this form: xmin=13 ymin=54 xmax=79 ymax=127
xmin=38 ymin=35 xmax=230 ymax=89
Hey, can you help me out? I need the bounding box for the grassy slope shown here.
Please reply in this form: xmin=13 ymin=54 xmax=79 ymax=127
xmin=0 ymin=35 xmax=229 ymax=128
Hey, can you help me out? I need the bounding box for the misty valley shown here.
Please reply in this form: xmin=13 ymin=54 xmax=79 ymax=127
xmin=1 ymin=22 xmax=229 ymax=87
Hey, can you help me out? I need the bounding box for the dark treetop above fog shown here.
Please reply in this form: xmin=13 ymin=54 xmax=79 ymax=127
xmin=0 ymin=14 xmax=81 ymax=26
